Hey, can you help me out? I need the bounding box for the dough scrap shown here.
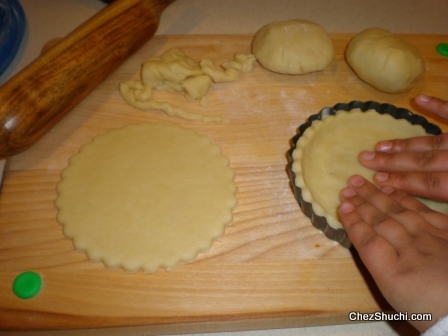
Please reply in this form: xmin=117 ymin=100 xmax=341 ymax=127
xmin=292 ymin=109 xmax=448 ymax=229
xmin=223 ymin=54 xmax=257 ymax=73
xmin=55 ymin=123 xmax=238 ymax=273
xmin=119 ymin=48 xmax=256 ymax=121
xmin=141 ymin=47 xmax=203 ymax=90
xmin=182 ymin=74 xmax=212 ymax=102
xmin=252 ymin=19 xmax=334 ymax=74
xmin=346 ymin=28 xmax=425 ymax=93
xmin=201 ymin=54 xmax=257 ymax=83
xmin=119 ymin=80 xmax=222 ymax=122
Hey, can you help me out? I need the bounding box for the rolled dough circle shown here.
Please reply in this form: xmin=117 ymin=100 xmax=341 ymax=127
xmin=55 ymin=123 xmax=237 ymax=273
xmin=346 ymin=28 xmax=425 ymax=93
xmin=252 ymin=19 xmax=334 ymax=75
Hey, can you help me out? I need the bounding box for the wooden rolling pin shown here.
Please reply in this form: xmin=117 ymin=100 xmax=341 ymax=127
xmin=0 ymin=0 xmax=175 ymax=159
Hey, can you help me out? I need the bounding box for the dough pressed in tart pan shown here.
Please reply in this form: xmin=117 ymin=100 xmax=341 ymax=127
xmin=292 ymin=109 xmax=448 ymax=229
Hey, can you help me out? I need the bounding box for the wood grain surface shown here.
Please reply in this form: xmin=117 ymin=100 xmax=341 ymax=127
xmin=0 ymin=0 xmax=175 ymax=158
xmin=1 ymin=34 xmax=448 ymax=333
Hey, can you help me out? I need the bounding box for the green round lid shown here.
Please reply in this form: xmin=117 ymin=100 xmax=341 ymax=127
xmin=13 ymin=271 xmax=42 ymax=299
xmin=436 ymin=43 xmax=448 ymax=57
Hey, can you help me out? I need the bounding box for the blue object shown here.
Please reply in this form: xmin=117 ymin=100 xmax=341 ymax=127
xmin=0 ymin=0 xmax=26 ymax=77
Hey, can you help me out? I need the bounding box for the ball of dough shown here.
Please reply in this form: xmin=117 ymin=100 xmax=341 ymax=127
xmin=252 ymin=19 xmax=334 ymax=75
xmin=346 ymin=28 xmax=425 ymax=93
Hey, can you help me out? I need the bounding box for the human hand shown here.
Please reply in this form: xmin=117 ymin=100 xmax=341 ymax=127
xmin=358 ymin=94 xmax=448 ymax=202
xmin=339 ymin=175 xmax=448 ymax=332
xmin=414 ymin=94 xmax=448 ymax=117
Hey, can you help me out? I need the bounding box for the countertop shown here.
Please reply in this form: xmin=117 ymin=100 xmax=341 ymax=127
xmin=3 ymin=0 xmax=448 ymax=335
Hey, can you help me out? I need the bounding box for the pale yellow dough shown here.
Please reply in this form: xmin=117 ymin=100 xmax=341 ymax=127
xmin=346 ymin=28 xmax=425 ymax=93
xmin=292 ymin=109 xmax=448 ymax=229
xmin=55 ymin=123 xmax=237 ymax=273
xmin=119 ymin=80 xmax=223 ymax=123
xmin=252 ymin=19 xmax=334 ymax=75
xmin=119 ymin=48 xmax=256 ymax=121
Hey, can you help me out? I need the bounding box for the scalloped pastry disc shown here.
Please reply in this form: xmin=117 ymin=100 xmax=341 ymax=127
xmin=55 ymin=123 xmax=237 ymax=273
xmin=292 ymin=109 xmax=448 ymax=229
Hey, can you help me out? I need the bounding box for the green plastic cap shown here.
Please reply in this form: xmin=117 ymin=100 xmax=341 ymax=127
xmin=13 ymin=271 xmax=42 ymax=299
xmin=436 ymin=43 xmax=448 ymax=57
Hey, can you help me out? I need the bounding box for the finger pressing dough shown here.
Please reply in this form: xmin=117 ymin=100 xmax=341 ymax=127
xmin=346 ymin=28 xmax=425 ymax=93
xmin=292 ymin=109 xmax=448 ymax=229
xmin=55 ymin=123 xmax=238 ymax=273
xmin=252 ymin=19 xmax=334 ymax=74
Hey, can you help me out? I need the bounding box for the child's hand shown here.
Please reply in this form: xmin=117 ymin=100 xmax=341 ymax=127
xmin=339 ymin=175 xmax=448 ymax=332
xmin=357 ymin=95 xmax=448 ymax=202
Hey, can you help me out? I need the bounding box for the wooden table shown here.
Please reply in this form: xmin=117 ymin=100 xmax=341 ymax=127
xmin=1 ymin=33 xmax=447 ymax=333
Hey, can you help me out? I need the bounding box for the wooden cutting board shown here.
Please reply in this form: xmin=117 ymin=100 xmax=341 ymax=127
xmin=1 ymin=34 xmax=447 ymax=334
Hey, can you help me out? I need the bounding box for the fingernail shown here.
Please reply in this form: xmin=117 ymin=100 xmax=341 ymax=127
xmin=375 ymin=172 xmax=389 ymax=182
xmin=339 ymin=202 xmax=355 ymax=214
xmin=360 ymin=151 xmax=375 ymax=160
xmin=341 ymin=187 xmax=356 ymax=198
xmin=381 ymin=186 xmax=395 ymax=194
xmin=377 ymin=141 xmax=392 ymax=152
xmin=349 ymin=175 xmax=365 ymax=187
xmin=416 ymin=94 xmax=430 ymax=103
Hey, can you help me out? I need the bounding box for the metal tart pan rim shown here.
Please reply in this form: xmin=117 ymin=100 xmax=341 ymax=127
xmin=287 ymin=100 xmax=442 ymax=249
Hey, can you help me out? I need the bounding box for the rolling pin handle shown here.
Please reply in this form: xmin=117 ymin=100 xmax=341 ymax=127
xmin=0 ymin=0 xmax=176 ymax=159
